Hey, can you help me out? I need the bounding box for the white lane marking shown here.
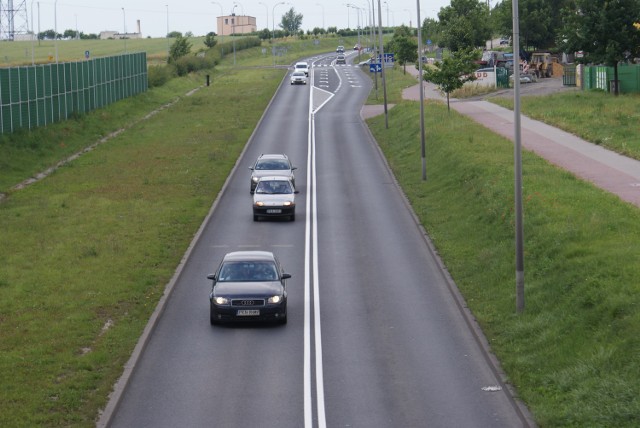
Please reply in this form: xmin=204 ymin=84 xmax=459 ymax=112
xmin=305 ymin=68 xmax=327 ymax=428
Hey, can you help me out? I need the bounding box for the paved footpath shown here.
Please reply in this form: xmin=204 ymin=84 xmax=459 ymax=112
xmin=361 ymin=69 xmax=640 ymax=208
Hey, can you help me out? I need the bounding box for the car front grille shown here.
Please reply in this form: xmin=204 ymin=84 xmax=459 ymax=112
xmin=231 ymin=299 xmax=265 ymax=307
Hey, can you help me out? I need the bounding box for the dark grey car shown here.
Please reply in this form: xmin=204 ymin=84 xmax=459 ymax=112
xmin=208 ymin=251 xmax=290 ymax=325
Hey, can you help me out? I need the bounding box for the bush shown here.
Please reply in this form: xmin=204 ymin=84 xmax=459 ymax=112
xmin=147 ymin=64 xmax=176 ymax=88
xmin=173 ymin=55 xmax=217 ymax=77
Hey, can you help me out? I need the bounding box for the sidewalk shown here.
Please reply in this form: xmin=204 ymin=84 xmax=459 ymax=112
xmin=361 ymin=68 xmax=640 ymax=208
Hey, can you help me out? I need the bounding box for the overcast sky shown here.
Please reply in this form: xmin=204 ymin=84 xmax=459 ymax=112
xmin=29 ymin=0 xmax=451 ymax=38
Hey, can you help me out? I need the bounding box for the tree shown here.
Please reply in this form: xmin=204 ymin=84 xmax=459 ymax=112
xmin=167 ymin=31 xmax=182 ymax=38
xmin=559 ymin=0 xmax=640 ymax=95
xmin=438 ymin=0 xmax=492 ymax=51
xmin=38 ymin=29 xmax=57 ymax=40
xmin=492 ymin=0 xmax=570 ymax=51
xmin=280 ymin=8 xmax=303 ymax=34
xmin=203 ymin=32 xmax=217 ymax=48
xmin=388 ymin=35 xmax=418 ymax=74
xmin=169 ymin=35 xmax=192 ymax=63
xmin=421 ymin=18 xmax=443 ymax=49
xmin=422 ymin=49 xmax=478 ymax=111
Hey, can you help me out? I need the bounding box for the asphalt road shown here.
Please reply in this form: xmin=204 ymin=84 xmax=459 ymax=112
xmin=103 ymin=51 xmax=533 ymax=428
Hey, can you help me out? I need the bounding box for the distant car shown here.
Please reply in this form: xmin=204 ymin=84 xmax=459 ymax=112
xmin=290 ymin=70 xmax=307 ymax=85
xmin=499 ymin=38 xmax=510 ymax=46
xmin=253 ymin=176 xmax=296 ymax=221
xmin=336 ymin=54 xmax=346 ymax=64
xmin=336 ymin=45 xmax=345 ymax=53
xmin=353 ymin=44 xmax=361 ymax=50
xmin=294 ymin=61 xmax=309 ymax=76
xmin=249 ymin=153 xmax=296 ymax=193
xmin=208 ymin=251 xmax=289 ymax=325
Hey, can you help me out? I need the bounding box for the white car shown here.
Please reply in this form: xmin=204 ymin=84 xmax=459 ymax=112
xmin=290 ymin=71 xmax=307 ymax=85
xmin=294 ymin=61 xmax=309 ymax=76
xmin=253 ymin=176 xmax=297 ymax=221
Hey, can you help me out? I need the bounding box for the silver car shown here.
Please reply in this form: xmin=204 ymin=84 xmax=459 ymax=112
xmin=290 ymin=71 xmax=307 ymax=85
xmin=252 ymin=176 xmax=296 ymax=221
xmin=249 ymin=154 xmax=296 ymax=193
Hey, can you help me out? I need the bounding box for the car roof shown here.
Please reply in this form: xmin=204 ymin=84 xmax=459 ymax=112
xmin=257 ymin=153 xmax=288 ymax=160
xmin=256 ymin=175 xmax=294 ymax=182
xmin=295 ymin=61 xmax=308 ymax=65
xmin=222 ymin=251 xmax=276 ymax=263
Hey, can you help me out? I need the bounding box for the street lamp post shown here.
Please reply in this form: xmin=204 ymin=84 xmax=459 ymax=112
xmin=122 ymin=7 xmax=127 ymax=52
xmin=403 ymin=8 xmax=411 ymax=28
xmin=232 ymin=4 xmax=237 ymax=65
xmin=316 ymin=3 xmax=324 ymax=31
xmin=54 ymin=0 xmax=58 ymax=63
xmin=272 ymin=1 xmax=286 ymax=66
xmin=211 ymin=2 xmax=223 ymax=43
xmin=258 ymin=2 xmax=268 ymax=38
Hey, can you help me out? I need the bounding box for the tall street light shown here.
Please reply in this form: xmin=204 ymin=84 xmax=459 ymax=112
xmin=122 ymin=7 xmax=127 ymax=52
xmin=416 ymin=0 xmax=426 ymax=180
xmin=403 ymin=8 xmax=411 ymax=28
xmin=165 ymin=5 xmax=169 ymax=60
xmin=512 ymin=0 xmax=525 ymax=312
xmin=211 ymin=2 xmax=223 ymax=43
xmin=272 ymin=1 xmax=285 ymax=66
xmin=54 ymin=0 xmax=58 ymax=62
xmin=316 ymin=3 xmax=324 ymax=30
xmin=258 ymin=2 xmax=268 ymax=37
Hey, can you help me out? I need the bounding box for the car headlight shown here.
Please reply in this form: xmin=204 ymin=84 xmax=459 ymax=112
xmin=251 ymin=176 xmax=259 ymax=183
xmin=255 ymin=201 xmax=265 ymax=207
xmin=282 ymin=201 xmax=294 ymax=207
xmin=214 ymin=296 xmax=230 ymax=305
xmin=268 ymin=295 xmax=283 ymax=304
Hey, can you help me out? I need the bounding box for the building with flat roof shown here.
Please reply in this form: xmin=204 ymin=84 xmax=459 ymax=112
xmin=216 ymin=14 xmax=256 ymax=36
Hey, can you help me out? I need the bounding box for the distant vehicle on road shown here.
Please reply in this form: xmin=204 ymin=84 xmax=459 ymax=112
xmin=336 ymin=45 xmax=345 ymax=53
xmin=336 ymin=54 xmax=346 ymax=64
xmin=208 ymin=251 xmax=289 ymax=325
xmin=294 ymin=61 xmax=309 ymax=76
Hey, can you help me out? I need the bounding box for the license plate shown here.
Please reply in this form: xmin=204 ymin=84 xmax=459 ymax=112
xmin=266 ymin=209 xmax=282 ymax=214
xmin=237 ymin=309 xmax=260 ymax=316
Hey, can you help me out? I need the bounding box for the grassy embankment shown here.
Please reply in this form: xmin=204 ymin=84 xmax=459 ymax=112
xmin=491 ymin=92 xmax=640 ymax=160
xmin=366 ymin=68 xmax=640 ymax=426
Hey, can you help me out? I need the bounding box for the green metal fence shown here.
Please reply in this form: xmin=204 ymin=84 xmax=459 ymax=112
xmin=0 ymin=52 xmax=147 ymax=134
xmin=582 ymin=64 xmax=640 ymax=93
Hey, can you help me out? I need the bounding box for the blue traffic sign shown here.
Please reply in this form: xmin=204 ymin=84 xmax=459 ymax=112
xmin=369 ymin=63 xmax=382 ymax=73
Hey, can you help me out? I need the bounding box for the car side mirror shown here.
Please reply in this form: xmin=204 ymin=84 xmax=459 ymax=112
xmin=292 ymin=167 xmax=297 ymax=171
xmin=207 ymin=274 xmax=217 ymax=281
xmin=281 ymin=273 xmax=291 ymax=280
xmin=248 ymin=167 xmax=254 ymax=170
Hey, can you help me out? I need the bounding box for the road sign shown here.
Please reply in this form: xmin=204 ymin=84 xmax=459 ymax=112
xmin=369 ymin=63 xmax=382 ymax=73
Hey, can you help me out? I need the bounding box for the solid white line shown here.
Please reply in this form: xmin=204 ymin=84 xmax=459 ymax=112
xmin=304 ymin=69 xmax=314 ymax=428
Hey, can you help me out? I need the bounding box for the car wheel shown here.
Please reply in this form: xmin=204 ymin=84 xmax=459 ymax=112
xmin=289 ymin=213 xmax=295 ymax=222
xmin=254 ymin=214 xmax=259 ymax=221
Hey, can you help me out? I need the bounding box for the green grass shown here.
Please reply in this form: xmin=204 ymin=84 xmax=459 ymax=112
xmin=367 ymin=100 xmax=640 ymax=426
xmin=491 ymin=91 xmax=640 ymax=160
xmin=1 ymin=37 xmax=199 ymax=66
xmin=365 ymin=64 xmax=419 ymax=105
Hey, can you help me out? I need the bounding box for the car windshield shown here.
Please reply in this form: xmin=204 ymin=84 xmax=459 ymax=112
xmin=218 ymin=261 xmax=278 ymax=282
xmin=255 ymin=180 xmax=293 ymax=194
xmin=255 ymin=159 xmax=290 ymax=170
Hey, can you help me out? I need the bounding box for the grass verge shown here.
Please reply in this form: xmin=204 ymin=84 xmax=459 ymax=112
xmin=491 ymin=91 xmax=640 ymax=160
xmin=367 ymin=100 xmax=640 ymax=426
